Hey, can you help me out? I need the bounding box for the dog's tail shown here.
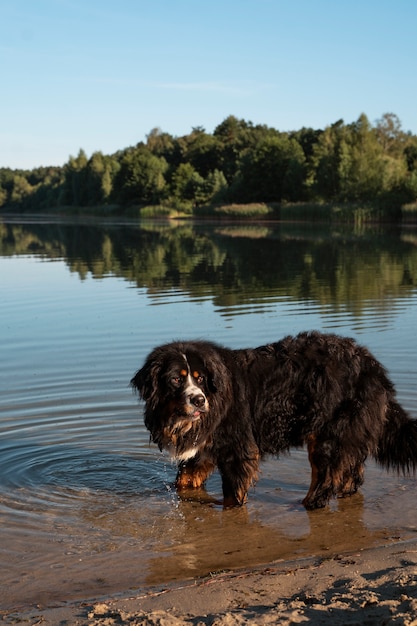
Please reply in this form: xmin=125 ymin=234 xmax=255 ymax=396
xmin=376 ymin=400 xmax=417 ymax=473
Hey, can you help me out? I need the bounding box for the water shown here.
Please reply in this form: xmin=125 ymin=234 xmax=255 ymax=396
xmin=1 ymin=216 xmax=417 ymax=610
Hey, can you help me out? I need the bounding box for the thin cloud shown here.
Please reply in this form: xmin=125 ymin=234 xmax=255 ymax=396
xmin=156 ymin=81 xmax=256 ymax=97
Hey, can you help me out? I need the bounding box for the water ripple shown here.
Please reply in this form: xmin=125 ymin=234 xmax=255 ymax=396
xmin=1 ymin=238 xmax=417 ymax=610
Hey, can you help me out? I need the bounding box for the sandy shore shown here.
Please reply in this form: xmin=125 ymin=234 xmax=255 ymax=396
xmin=2 ymin=538 xmax=417 ymax=625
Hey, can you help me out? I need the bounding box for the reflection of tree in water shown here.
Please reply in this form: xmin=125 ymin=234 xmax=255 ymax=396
xmin=1 ymin=220 xmax=417 ymax=318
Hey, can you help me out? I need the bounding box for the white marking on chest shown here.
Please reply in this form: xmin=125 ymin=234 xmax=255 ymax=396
xmin=175 ymin=446 xmax=201 ymax=462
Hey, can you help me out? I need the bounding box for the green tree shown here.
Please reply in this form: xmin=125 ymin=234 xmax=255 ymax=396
xmin=213 ymin=116 xmax=254 ymax=182
xmin=375 ymin=113 xmax=406 ymax=157
xmin=146 ymin=127 xmax=176 ymax=160
xmin=61 ymin=149 xmax=89 ymax=206
xmin=203 ymin=169 xmax=228 ymax=204
xmin=232 ymin=135 xmax=306 ymax=202
xmin=311 ymin=119 xmax=346 ymax=200
xmin=101 ymin=164 xmax=113 ymax=200
xmin=170 ymin=162 xmax=204 ymax=209
xmin=188 ymin=169 xmax=229 ymax=206
xmin=86 ymin=152 xmax=106 ymax=205
xmin=311 ymin=114 xmax=410 ymax=204
xmin=339 ymin=114 xmax=390 ymax=200
xmin=0 ymin=185 xmax=7 ymax=206
xmin=404 ymin=141 xmax=417 ymax=172
xmin=10 ymin=174 xmax=34 ymax=205
xmin=179 ymin=127 xmax=220 ymax=177
xmin=115 ymin=147 xmax=167 ymax=206
xmin=83 ymin=152 xmax=118 ymax=205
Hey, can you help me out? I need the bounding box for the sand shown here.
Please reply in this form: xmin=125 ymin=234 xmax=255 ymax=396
xmin=2 ymin=538 xmax=417 ymax=625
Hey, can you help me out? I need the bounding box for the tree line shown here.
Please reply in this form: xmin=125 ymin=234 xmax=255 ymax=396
xmin=1 ymin=113 xmax=417 ymax=217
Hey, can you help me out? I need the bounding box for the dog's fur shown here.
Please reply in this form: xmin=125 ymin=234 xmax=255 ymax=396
xmin=131 ymin=331 xmax=417 ymax=509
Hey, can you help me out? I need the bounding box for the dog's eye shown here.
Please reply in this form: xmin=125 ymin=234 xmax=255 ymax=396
xmin=193 ymin=372 xmax=204 ymax=384
xmin=171 ymin=376 xmax=182 ymax=386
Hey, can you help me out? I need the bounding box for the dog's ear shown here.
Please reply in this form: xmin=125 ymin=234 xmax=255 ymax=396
xmin=130 ymin=367 xmax=148 ymax=398
xmin=207 ymin=365 xmax=223 ymax=393
xmin=130 ymin=350 xmax=163 ymax=406
xmin=205 ymin=349 xmax=232 ymax=399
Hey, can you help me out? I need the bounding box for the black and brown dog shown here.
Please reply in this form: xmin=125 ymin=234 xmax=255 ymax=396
xmin=131 ymin=331 xmax=417 ymax=509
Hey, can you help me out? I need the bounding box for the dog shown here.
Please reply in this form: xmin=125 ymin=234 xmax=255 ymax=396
xmin=131 ymin=331 xmax=417 ymax=509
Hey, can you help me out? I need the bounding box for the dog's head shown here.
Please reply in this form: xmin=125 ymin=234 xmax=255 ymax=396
xmin=131 ymin=341 xmax=232 ymax=460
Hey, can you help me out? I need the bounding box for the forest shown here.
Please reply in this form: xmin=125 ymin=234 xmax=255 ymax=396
xmin=1 ymin=112 xmax=417 ymax=221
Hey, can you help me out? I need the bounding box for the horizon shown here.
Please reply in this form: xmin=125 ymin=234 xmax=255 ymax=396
xmin=2 ymin=0 xmax=416 ymax=170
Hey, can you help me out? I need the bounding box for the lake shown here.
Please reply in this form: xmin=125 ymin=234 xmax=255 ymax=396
xmin=1 ymin=215 xmax=417 ymax=610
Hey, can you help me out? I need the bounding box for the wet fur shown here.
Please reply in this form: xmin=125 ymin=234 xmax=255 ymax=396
xmin=131 ymin=331 xmax=417 ymax=509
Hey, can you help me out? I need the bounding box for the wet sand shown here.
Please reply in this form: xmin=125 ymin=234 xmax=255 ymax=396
xmin=2 ymin=538 xmax=417 ymax=625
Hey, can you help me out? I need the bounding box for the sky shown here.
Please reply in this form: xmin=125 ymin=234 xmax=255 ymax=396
xmin=1 ymin=0 xmax=416 ymax=170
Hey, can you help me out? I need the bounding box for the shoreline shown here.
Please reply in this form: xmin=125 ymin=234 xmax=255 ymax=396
xmin=3 ymin=537 xmax=417 ymax=625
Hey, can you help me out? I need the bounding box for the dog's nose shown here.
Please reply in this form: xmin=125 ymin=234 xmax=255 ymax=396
xmin=191 ymin=394 xmax=206 ymax=409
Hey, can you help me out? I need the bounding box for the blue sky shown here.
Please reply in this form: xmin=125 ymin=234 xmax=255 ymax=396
xmin=2 ymin=0 xmax=416 ymax=170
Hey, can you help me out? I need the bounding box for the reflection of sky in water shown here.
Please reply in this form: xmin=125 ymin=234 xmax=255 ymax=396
xmin=2 ymin=248 xmax=417 ymax=370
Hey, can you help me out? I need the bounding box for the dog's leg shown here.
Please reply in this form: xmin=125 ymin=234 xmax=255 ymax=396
xmin=217 ymin=447 xmax=260 ymax=507
xmin=303 ymin=434 xmax=361 ymax=509
xmin=338 ymin=461 xmax=364 ymax=498
xmin=303 ymin=434 xmax=328 ymax=509
xmin=175 ymin=453 xmax=216 ymax=491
